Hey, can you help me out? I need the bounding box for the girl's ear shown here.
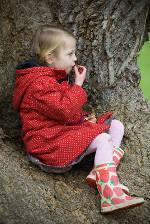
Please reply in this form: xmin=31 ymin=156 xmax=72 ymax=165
xmin=44 ymin=53 xmax=54 ymax=65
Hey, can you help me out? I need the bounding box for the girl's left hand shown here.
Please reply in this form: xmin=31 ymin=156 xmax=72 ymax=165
xmin=88 ymin=118 xmax=97 ymax=123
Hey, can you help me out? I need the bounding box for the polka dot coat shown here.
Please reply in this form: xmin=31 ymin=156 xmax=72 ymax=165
xmin=13 ymin=66 xmax=113 ymax=167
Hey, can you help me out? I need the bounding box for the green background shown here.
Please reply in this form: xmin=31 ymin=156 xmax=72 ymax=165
xmin=138 ymin=33 xmax=150 ymax=102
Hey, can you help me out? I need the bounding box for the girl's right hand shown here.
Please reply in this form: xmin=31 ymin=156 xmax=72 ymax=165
xmin=74 ymin=65 xmax=86 ymax=87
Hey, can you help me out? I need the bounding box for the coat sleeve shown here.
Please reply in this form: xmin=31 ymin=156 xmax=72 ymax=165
xmin=30 ymin=77 xmax=87 ymax=123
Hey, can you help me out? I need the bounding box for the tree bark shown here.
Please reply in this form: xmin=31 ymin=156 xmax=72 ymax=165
xmin=0 ymin=0 xmax=150 ymax=223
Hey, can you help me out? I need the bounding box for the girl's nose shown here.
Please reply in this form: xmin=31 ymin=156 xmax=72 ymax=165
xmin=74 ymin=55 xmax=77 ymax=62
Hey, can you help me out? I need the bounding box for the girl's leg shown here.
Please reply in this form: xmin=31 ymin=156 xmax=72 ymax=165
xmin=86 ymin=119 xmax=124 ymax=157
xmin=94 ymin=133 xmax=113 ymax=165
xmin=108 ymin=119 xmax=124 ymax=147
xmin=86 ymin=133 xmax=129 ymax=194
xmin=86 ymin=133 xmax=144 ymax=213
xmin=85 ymin=133 xmax=113 ymax=164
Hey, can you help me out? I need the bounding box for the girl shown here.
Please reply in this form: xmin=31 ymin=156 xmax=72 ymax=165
xmin=13 ymin=25 xmax=144 ymax=213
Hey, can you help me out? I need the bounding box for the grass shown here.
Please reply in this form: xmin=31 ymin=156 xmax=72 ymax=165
xmin=137 ymin=32 xmax=150 ymax=102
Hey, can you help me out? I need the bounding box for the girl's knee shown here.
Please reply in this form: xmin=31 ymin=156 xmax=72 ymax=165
xmin=99 ymin=133 xmax=112 ymax=142
xmin=111 ymin=119 xmax=124 ymax=132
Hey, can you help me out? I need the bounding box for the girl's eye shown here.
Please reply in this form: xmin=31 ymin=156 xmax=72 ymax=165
xmin=68 ymin=52 xmax=73 ymax=56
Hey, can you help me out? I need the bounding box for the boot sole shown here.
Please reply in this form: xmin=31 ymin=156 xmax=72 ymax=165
xmin=101 ymin=198 xmax=145 ymax=214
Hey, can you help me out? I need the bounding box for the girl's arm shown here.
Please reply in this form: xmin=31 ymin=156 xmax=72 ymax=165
xmin=30 ymin=76 xmax=88 ymax=124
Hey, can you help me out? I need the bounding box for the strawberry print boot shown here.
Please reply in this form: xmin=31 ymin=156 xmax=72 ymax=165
xmin=86 ymin=146 xmax=128 ymax=194
xmin=86 ymin=166 xmax=98 ymax=189
xmin=86 ymin=167 xmax=129 ymax=194
xmin=112 ymin=146 xmax=124 ymax=166
xmin=95 ymin=162 xmax=144 ymax=213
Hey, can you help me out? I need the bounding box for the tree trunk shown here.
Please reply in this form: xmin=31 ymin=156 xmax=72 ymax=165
xmin=0 ymin=0 xmax=150 ymax=223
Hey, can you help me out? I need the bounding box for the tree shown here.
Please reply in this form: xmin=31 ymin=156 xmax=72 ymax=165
xmin=0 ymin=0 xmax=150 ymax=223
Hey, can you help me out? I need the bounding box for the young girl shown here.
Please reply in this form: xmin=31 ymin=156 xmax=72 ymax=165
xmin=13 ymin=25 xmax=144 ymax=213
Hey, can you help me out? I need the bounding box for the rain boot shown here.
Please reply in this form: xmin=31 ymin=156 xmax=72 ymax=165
xmin=95 ymin=162 xmax=144 ymax=213
xmin=86 ymin=146 xmax=129 ymax=194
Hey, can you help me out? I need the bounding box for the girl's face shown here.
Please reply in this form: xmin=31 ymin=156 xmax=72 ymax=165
xmin=48 ymin=36 xmax=77 ymax=74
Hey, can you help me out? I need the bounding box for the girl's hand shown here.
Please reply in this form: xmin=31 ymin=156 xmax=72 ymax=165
xmin=83 ymin=114 xmax=97 ymax=123
xmin=74 ymin=65 xmax=86 ymax=87
xmin=88 ymin=118 xmax=97 ymax=123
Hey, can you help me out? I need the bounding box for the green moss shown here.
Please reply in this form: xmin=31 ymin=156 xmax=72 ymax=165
xmin=137 ymin=33 xmax=150 ymax=102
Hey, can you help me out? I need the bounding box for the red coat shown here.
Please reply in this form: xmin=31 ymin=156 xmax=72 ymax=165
xmin=13 ymin=63 xmax=113 ymax=167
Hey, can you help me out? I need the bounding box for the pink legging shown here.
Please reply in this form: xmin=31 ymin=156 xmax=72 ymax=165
xmin=85 ymin=120 xmax=124 ymax=165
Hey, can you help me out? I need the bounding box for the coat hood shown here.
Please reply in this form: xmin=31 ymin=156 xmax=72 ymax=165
xmin=13 ymin=60 xmax=68 ymax=111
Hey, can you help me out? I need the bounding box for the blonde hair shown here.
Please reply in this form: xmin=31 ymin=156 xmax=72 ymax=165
xmin=33 ymin=25 xmax=75 ymax=64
